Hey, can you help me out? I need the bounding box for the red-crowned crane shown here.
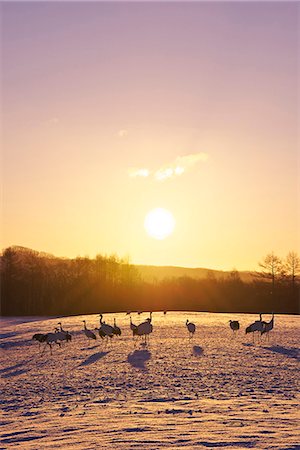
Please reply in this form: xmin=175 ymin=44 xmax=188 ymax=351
xmin=229 ymin=320 xmax=240 ymax=335
xmin=186 ymin=319 xmax=196 ymax=338
xmin=32 ymin=333 xmax=47 ymax=350
xmin=82 ymin=320 xmax=96 ymax=341
xmin=99 ymin=314 xmax=114 ymax=338
xmin=113 ymin=318 xmax=121 ymax=336
xmin=245 ymin=313 xmax=266 ymax=342
xmin=261 ymin=313 xmax=274 ymax=341
xmin=58 ymin=322 xmax=72 ymax=342
xmin=136 ymin=312 xmax=153 ymax=344
xmin=130 ymin=315 xmax=138 ymax=338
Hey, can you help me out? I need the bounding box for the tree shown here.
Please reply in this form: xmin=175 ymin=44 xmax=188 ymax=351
xmin=285 ymin=251 xmax=300 ymax=289
xmin=258 ymin=252 xmax=284 ymax=291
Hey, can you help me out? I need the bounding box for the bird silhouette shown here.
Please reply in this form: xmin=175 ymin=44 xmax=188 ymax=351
xmin=130 ymin=315 xmax=138 ymax=337
xmin=32 ymin=333 xmax=47 ymax=350
xmin=113 ymin=318 xmax=122 ymax=336
xmin=99 ymin=314 xmax=114 ymax=338
xmin=261 ymin=313 xmax=274 ymax=340
xmin=229 ymin=320 xmax=240 ymax=335
xmin=186 ymin=319 xmax=196 ymax=338
xmin=58 ymin=322 xmax=72 ymax=342
xmin=136 ymin=312 xmax=153 ymax=344
xmin=245 ymin=313 xmax=266 ymax=342
xmin=82 ymin=320 xmax=96 ymax=341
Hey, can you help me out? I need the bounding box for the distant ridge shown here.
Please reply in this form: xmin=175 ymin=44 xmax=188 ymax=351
xmin=136 ymin=264 xmax=254 ymax=283
xmin=1 ymin=245 xmax=255 ymax=283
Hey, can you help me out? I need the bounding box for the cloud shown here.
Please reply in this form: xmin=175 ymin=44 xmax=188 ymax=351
xmin=118 ymin=129 xmax=128 ymax=138
xmin=154 ymin=152 xmax=208 ymax=181
xmin=45 ymin=117 xmax=59 ymax=125
xmin=128 ymin=152 xmax=208 ymax=182
xmin=128 ymin=168 xmax=150 ymax=178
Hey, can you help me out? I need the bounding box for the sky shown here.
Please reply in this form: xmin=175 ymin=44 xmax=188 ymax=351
xmin=1 ymin=2 xmax=299 ymax=271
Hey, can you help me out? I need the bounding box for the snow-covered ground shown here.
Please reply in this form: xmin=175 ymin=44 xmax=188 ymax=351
xmin=0 ymin=312 xmax=299 ymax=449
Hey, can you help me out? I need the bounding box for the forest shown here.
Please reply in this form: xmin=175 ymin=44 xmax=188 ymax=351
xmin=1 ymin=246 xmax=299 ymax=316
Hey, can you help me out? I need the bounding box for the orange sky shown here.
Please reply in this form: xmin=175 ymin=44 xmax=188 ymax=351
xmin=1 ymin=2 xmax=299 ymax=270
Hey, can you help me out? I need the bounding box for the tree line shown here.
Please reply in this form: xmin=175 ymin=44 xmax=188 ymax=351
xmin=0 ymin=246 xmax=299 ymax=316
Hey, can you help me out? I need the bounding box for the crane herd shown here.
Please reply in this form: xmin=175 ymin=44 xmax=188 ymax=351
xmin=32 ymin=312 xmax=275 ymax=353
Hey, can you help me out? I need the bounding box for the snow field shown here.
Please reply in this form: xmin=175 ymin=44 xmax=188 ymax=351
xmin=0 ymin=312 xmax=299 ymax=449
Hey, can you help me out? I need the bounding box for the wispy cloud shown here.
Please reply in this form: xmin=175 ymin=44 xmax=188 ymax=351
xmin=129 ymin=152 xmax=208 ymax=182
xmin=45 ymin=117 xmax=59 ymax=126
xmin=128 ymin=168 xmax=150 ymax=178
xmin=118 ymin=129 xmax=128 ymax=138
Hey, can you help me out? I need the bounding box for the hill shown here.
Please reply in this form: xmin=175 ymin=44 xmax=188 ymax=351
xmin=136 ymin=264 xmax=254 ymax=283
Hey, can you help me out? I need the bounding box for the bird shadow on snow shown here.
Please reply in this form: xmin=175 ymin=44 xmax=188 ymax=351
xmin=79 ymin=351 xmax=109 ymax=367
xmin=80 ymin=344 xmax=99 ymax=351
xmin=0 ymin=362 xmax=26 ymax=375
xmin=1 ymin=369 xmax=28 ymax=378
xmin=0 ymin=339 xmax=31 ymax=350
xmin=0 ymin=332 xmax=17 ymax=340
xmin=263 ymin=345 xmax=300 ymax=361
xmin=0 ymin=356 xmax=38 ymax=378
xmin=127 ymin=350 xmax=151 ymax=370
xmin=193 ymin=345 xmax=204 ymax=357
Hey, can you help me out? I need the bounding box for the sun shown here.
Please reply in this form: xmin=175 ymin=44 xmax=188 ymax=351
xmin=144 ymin=208 xmax=175 ymax=240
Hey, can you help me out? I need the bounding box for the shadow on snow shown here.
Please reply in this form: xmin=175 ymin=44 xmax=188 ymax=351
xmin=79 ymin=351 xmax=109 ymax=367
xmin=127 ymin=349 xmax=151 ymax=370
xmin=263 ymin=345 xmax=300 ymax=361
xmin=193 ymin=345 xmax=204 ymax=357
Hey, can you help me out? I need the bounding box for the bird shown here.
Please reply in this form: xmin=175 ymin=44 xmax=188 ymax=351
xmin=130 ymin=315 xmax=138 ymax=337
xmin=94 ymin=327 xmax=106 ymax=339
xmin=261 ymin=313 xmax=274 ymax=340
xmin=42 ymin=331 xmax=63 ymax=355
xmin=136 ymin=312 xmax=153 ymax=343
xmin=32 ymin=333 xmax=47 ymax=350
xmin=186 ymin=319 xmax=196 ymax=338
xmin=57 ymin=322 xmax=72 ymax=342
xmin=245 ymin=313 xmax=266 ymax=342
xmin=229 ymin=320 xmax=240 ymax=334
xmin=82 ymin=320 xmax=96 ymax=341
xmin=32 ymin=333 xmax=47 ymax=343
xmin=99 ymin=314 xmax=114 ymax=338
xmin=113 ymin=318 xmax=121 ymax=336
xmin=53 ymin=326 xmax=71 ymax=344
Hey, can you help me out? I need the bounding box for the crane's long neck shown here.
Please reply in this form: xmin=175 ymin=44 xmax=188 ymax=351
xmin=83 ymin=322 xmax=87 ymax=330
xmin=114 ymin=318 xmax=116 ymax=327
xmin=100 ymin=315 xmax=103 ymax=324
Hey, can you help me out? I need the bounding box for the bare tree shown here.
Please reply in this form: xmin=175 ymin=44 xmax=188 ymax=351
xmin=258 ymin=252 xmax=284 ymax=291
xmin=285 ymin=251 xmax=300 ymax=289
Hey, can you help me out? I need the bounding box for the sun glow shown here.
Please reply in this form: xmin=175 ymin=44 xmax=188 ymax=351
xmin=144 ymin=208 xmax=175 ymax=240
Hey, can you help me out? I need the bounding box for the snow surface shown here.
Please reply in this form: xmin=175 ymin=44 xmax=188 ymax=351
xmin=0 ymin=312 xmax=299 ymax=449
